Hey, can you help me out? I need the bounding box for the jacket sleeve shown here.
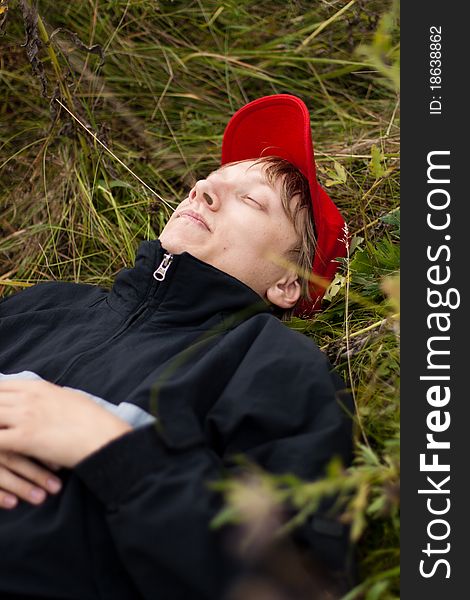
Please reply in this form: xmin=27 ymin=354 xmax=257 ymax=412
xmin=0 ymin=281 xmax=107 ymax=315
xmin=74 ymin=344 xmax=354 ymax=600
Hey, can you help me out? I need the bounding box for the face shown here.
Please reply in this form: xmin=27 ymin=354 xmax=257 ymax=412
xmin=159 ymin=160 xmax=301 ymax=301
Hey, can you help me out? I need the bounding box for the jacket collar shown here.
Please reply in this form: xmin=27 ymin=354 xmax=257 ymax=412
xmin=109 ymin=239 xmax=272 ymax=327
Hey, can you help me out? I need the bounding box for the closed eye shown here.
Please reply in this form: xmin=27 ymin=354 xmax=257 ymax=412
xmin=243 ymin=195 xmax=264 ymax=209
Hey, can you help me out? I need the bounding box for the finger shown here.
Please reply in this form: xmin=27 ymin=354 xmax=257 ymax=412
xmin=1 ymin=453 xmax=62 ymax=494
xmin=0 ymin=410 xmax=17 ymax=428
xmin=0 ymin=379 xmax=33 ymax=389
xmin=0 ymin=490 xmax=18 ymax=510
xmin=42 ymin=460 xmax=61 ymax=472
xmin=0 ymin=391 xmax=22 ymax=406
xmin=0 ymin=401 xmax=24 ymax=427
xmin=0 ymin=379 xmax=50 ymax=391
xmin=0 ymin=466 xmax=47 ymax=505
xmin=0 ymin=429 xmax=22 ymax=453
xmin=0 ymin=380 xmax=28 ymax=392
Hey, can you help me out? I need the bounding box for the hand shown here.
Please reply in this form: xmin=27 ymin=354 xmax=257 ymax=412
xmin=0 ymin=379 xmax=132 ymax=468
xmin=0 ymin=450 xmax=62 ymax=509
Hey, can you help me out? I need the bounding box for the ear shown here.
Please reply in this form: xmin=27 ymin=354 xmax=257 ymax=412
xmin=266 ymin=272 xmax=301 ymax=309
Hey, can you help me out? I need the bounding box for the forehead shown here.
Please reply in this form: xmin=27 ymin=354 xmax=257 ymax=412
xmin=208 ymin=160 xmax=278 ymax=193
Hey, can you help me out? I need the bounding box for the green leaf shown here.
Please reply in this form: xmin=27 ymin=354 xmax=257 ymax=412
xmin=324 ymin=273 xmax=345 ymax=301
xmin=381 ymin=210 xmax=400 ymax=236
xmin=367 ymin=495 xmax=386 ymax=516
xmin=209 ymin=506 xmax=239 ymax=529
xmin=365 ymin=580 xmax=390 ymax=600
xmin=325 ymin=161 xmax=347 ymax=187
xmin=351 ymin=509 xmax=367 ymax=542
xmin=350 ymin=235 xmax=364 ymax=255
xmin=326 ymin=455 xmax=345 ymax=477
xmin=369 ymin=144 xmax=386 ymax=178
xmin=334 ymin=161 xmax=347 ymax=182
xmin=109 ymin=180 xmax=133 ymax=189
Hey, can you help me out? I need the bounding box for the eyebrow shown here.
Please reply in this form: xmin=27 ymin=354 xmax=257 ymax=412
xmin=248 ymin=173 xmax=274 ymax=188
xmin=245 ymin=164 xmax=277 ymax=192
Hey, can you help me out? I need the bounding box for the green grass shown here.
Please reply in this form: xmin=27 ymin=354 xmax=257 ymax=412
xmin=0 ymin=1 xmax=400 ymax=598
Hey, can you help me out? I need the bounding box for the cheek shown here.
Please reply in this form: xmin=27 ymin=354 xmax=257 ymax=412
xmin=252 ymin=229 xmax=285 ymax=256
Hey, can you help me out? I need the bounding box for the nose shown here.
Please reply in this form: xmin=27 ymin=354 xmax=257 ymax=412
xmin=189 ymin=180 xmax=220 ymax=211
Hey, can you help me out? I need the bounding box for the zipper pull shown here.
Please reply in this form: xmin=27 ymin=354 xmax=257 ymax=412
xmin=153 ymin=253 xmax=174 ymax=281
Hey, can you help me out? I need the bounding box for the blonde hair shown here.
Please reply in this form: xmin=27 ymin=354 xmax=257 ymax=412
xmin=252 ymin=156 xmax=316 ymax=303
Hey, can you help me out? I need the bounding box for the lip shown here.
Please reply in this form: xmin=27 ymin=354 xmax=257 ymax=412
xmin=177 ymin=210 xmax=211 ymax=231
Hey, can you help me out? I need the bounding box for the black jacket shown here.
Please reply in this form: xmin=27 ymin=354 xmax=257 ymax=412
xmin=0 ymin=239 xmax=354 ymax=600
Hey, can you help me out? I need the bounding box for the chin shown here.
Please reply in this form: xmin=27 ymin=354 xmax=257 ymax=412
xmin=158 ymin=233 xmax=185 ymax=255
xmin=158 ymin=228 xmax=202 ymax=258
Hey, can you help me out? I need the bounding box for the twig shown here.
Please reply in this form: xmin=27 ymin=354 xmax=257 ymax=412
xmin=295 ymin=0 xmax=357 ymax=52
xmin=0 ymin=280 xmax=34 ymax=288
xmin=320 ymin=313 xmax=400 ymax=351
xmin=354 ymin=206 xmax=400 ymax=236
xmin=386 ymin=94 xmax=400 ymax=137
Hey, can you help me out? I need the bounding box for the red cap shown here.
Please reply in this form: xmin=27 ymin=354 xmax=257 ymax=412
xmin=221 ymin=94 xmax=347 ymax=316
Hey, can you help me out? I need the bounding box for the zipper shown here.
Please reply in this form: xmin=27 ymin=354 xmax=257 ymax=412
xmin=153 ymin=252 xmax=174 ymax=281
xmin=56 ymin=251 xmax=176 ymax=384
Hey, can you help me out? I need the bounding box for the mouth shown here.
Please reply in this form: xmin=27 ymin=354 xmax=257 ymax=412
xmin=176 ymin=210 xmax=211 ymax=231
